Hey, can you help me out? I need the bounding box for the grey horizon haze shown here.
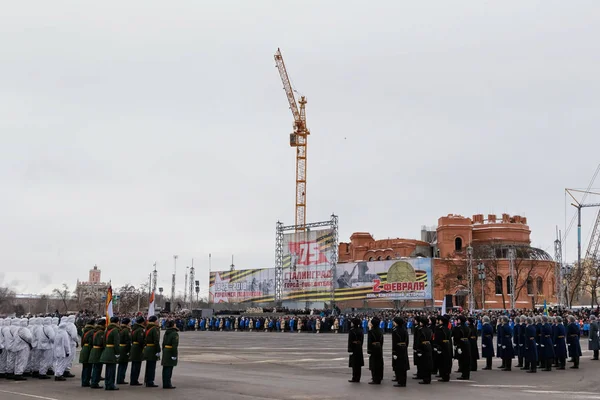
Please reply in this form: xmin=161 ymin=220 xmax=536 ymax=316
xmin=1 ymin=1 xmax=599 ymax=296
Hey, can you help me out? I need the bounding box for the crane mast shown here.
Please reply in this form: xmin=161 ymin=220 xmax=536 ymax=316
xmin=275 ymin=48 xmax=309 ymax=231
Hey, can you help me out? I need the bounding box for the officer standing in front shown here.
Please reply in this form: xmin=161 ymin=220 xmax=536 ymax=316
xmin=88 ymin=318 xmax=105 ymax=389
xmin=100 ymin=316 xmax=121 ymax=391
xmin=481 ymin=316 xmax=494 ymax=370
xmin=392 ymin=317 xmax=410 ymax=387
xmin=117 ymin=318 xmax=131 ymax=385
xmin=129 ymin=316 xmax=145 ymax=386
xmin=79 ymin=318 xmax=95 ymax=387
xmin=588 ymin=315 xmax=599 ymax=360
xmin=161 ymin=320 xmax=179 ymax=389
xmin=524 ymin=317 xmax=538 ymax=373
xmin=347 ymin=318 xmax=364 ymax=383
xmin=500 ymin=316 xmax=514 ymax=371
xmin=433 ymin=316 xmax=451 ymax=381
xmin=452 ymin=315 xmax=471 ymax=380
xmin=143 ymin=315 xmax=161 ymax=387
xmin=566 ymin=315 xmax=581 ymax=369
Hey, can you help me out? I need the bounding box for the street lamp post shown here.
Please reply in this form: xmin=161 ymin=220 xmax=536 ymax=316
xmin=467 ymin=245 xmax=474 ymax=313
xmin=158 ymin=287 xmax=164 ymax=309
xmin=477 ymin=263 xmax=486 ymax=311
xmin=508 ymin=247 xmax=516 ymax=310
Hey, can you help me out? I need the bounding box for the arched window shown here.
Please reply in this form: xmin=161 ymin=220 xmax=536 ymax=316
xmin=506 ymin=276 xmax=513 ymax=295
xmin=376 ymin=256 xmax=382 ymax=261
xmin=527 ymin=278 xmax=534 ymax=295
xmin=495 ymin=276 xmax=503 ymax=295
xmin=536 ymin=277 xmax=544 ymax=295
xmin=385 ymin=256 xmax=391 ymax=260
xmin=455 ymin=237 xmax=463 ymax=251
xmin=368 ymin=257 xmax=373 ymax=261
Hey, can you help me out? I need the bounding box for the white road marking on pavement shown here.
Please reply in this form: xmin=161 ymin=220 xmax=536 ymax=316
xmin=524 ymin=391 xmax=600 ymax=395
xmin=0 ymin=390 xmax=60 ymax=400
xmin=470 ymin=384 xmax=538 ymax=388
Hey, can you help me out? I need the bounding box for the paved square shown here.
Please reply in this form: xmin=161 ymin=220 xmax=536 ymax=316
xmin=0 ymin=331 xmax=598 ymax=400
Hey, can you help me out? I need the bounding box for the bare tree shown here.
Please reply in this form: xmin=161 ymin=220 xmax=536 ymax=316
xmin=52 ymin=284 xmax=71 ymax=313
xmin=117 ymin=284 xmax=140 ymax=314
xmin=0 ymin=287 xmax=16 ymax=314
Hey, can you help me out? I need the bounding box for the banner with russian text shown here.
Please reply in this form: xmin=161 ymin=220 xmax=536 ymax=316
xmin=334 ymin=258 xmax=432 ymax=301
xmin=209 ymin=268 xmax=275 ymax=304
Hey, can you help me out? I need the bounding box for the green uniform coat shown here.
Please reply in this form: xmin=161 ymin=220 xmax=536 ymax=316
xmin=161 ymin=327 xmax=179 ymax=367
xmin=99 ymin=323 xmax=121 ymax=364
xmin=129 ymin=323 xmax=145 ymax=362
xmin=142 ymin=323 xmax=161 ymax=361
xmin=119 ymin=325 xmax=132 ymax=363
xmin=78 ymin=325 xmax=95 ymax=364
xmin=88 ymin=326 xmax=106 ymax=364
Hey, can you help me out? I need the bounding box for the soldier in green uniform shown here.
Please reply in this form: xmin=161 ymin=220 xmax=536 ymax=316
xmin=117 ymin=318 xmax=131 ymax=385
xmin=143 ymin=315 xmax=161 ymax=388
xmin=129 ymin=316 xmax=145 ymax=386
xmin=100 ymin=316 xmax=121 ymax=391
xmin=79 ymin=318 xmax=96 ymax=387
xmin=161 ymin=320 xmax=179 ymax=389
xmin=88 ymin=318 xmax=106 ymax=389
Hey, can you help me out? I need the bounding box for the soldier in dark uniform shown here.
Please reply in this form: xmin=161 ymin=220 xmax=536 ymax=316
xmin=540 ymin=316 xmax=555 ymax=371
xmin=588 ymin=315 xmax=599 ymax=360
xmin=553 ymin=316 xmax=567 ymax=369
xmin=161 ymin=320 xmax=179 ymax=389
xmin=566 ymin=315 xmax=581 ymax=369
xmin=117 ymin=318 xmax=131 ymax=385
xmin=79 ymin=318 xmax=95 ymax=387
xmin=500 ymin=316 xmax=514 ymax=371
xmin=428 ymin=316 xmax=438 ymax=376
xmin=519 ymin=316 xmax=528 ymax=370
xmin=452 ymin=315 xmax=471 ymax=380
xmin=513 ymin=317 xmax=522 ymax=368
xmin=496 ymin=319 xmax=504 ymax=369
xmin=367 ymin=317 xmax=384 ymax=384
xmin=433 ymin=316 xmax=451 ymax=381
xmin=392 ymin=317 xmax=409 ymax=387
xmin=100 ymin=316 xmax=121 ymax=391
xmin=524 ymin=317 xmax=538 ymax=373
xmin=468 ymin=318 xmax=479 ymax=372
xmin=129 ymin=316 xmax=145 ymax=386
xmin=347 ymin=318 xmax=364 ymax=383
xmin=88 ymin=318 xmax=106 ymax=389
xmin=481 ymin=316 xmax=494 ymax=370
xmin=143 ymin=315 xmax=161 ymax=387
xmin=535 ymin=316 xmax=543 ymax=368
xmin=415 ymin=317 xmax=433 ymax=384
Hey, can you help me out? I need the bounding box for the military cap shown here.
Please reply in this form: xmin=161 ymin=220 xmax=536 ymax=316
xmin=148 ymin=315 xmax=158 ymax=322
xmin=121 ymin=317 xmax=131 ymax=325
xmin=97 ymin=318 xmax=106 ymax=326
xmin=136 ymin=316 xmax=146 ymax=324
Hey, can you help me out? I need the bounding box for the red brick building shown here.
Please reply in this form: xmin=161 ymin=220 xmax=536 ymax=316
xmin=337 ymin=213 xmax=556 ymax=310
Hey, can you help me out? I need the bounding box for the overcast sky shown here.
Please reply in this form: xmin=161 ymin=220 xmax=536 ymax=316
xmin=1 ymin=1 xmax=599 ymax=297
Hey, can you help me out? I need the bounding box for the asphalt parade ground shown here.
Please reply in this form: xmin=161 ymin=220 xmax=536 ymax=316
xmin=0 ymin=331 xmax=598 ymax=400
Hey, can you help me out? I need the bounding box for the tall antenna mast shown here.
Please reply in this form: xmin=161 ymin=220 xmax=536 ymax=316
xmin=188 ymin=258 xmax=195 ymax=309
xmin=152 ymin=262 xmax=157 ymax=293
xmin=230 ymin=255 xmax=235 ymax=271
xmin=171 ymin=255 xmax=178 ymax=303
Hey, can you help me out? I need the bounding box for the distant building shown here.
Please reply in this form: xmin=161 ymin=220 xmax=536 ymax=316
xmin=337 ymin=213 xmax=556 ymax=310
xmin=75 ymin=265 xmax=109 ymax=311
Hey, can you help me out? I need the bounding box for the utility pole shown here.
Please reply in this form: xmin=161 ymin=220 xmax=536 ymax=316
xmin=171 ymin=255 xmax=178 ymax=303
xmin=230 ymin=255 xmax=235 ymax=271
xmin=566 ymin=189 xmax=600 ymax=272
xmin=184 ymin=267 xmax=189 ymax=305
xmin=152 ymin=262 xmax=157 ymax=294
xmin=555 ymin=227 xmax=564 ymax=308
xmin=467 ymin=245 xmax=474 ymax=313
xmin=189 ymin=259 xmax=195 ymax=310
xmin=478 ymin=263 xmax=486 ymax=311
xmin=508 ymin=247 xmax=516 ymax=310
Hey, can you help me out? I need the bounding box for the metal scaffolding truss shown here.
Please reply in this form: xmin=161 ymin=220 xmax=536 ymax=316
xmin=275 ymin=214 xmax=339 ymax=305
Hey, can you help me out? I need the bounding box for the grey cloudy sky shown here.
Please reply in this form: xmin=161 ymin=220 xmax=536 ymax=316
xmin=1 ymin=1 xmax=599 ymax=296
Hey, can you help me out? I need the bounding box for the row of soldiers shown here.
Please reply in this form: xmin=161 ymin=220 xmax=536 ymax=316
xmin=0 ymin=316 xmax=78 ymax=380
xmin=347 ymin=313 xmax=586 ymax=386
xmin=79 ymin=315 xmax=179 ymax=390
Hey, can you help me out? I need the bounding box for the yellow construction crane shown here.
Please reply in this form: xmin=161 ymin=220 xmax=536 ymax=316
xmin=274 ymin=48 xmax=309 ymax=231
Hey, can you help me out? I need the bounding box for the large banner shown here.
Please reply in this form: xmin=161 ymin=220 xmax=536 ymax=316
xmin=281 ymin=229 xmax=335 ymax=301
xmin=209 ymin=268 xmax=275 ymax=304
xmin=334 ymin=258 xmax=432 ymax=301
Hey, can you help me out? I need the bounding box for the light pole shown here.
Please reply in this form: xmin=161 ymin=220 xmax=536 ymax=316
xmin=467 ymin=245 xmax=474 ymax=313
xmin=477 ymin=263 xmax=486 ymax=311
xmin=561 ymin=264 xmax=572 ymax=308
xmin=158 ymin=287 xmax=164 ymax=309
xmin=508 ymin=247 xmax=516 ymax=310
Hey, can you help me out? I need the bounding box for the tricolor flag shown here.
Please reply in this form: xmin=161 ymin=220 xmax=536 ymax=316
xmin=148 ymin=290 xmax=156 ymax=318
xmin=105 ymin=285 xmax=114 ymax=321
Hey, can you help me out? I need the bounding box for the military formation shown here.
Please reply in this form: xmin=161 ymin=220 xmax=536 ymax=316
xmin=0 ymin=315 xmax=180 ymax=390
xmin=348 ymin=313 xmax=593 ymax=385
